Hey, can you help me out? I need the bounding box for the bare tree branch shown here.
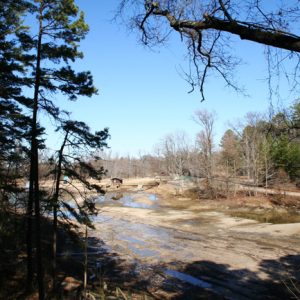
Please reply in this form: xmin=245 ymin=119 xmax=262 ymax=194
xmin=117 ymin=0 xmax=300 ymax=100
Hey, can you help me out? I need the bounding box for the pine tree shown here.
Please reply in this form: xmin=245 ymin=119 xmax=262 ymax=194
xmin=1 ymin=2 xmax=104 ymax=297
xmin=50 ymin=120 xmax=109 ymax=289
xmin=0 ymin=0 xmax=36 ymax=290
xmin=22 ymin=1 xmax=97 ymax=297
xmin=0 ymin=0 xmax=31 ymax=198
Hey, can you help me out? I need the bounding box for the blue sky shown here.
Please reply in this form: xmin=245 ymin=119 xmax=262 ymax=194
xmin=46 ymin=1 xmax=295 ymax=156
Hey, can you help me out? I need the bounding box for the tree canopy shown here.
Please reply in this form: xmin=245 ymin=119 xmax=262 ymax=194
xmin=0 ymin=1 xmax=107 ymax=298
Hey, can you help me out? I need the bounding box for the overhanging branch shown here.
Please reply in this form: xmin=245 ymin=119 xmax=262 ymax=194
xmin=149 ymin=3 xmax=300 ymax=53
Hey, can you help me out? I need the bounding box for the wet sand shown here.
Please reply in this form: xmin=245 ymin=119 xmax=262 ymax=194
xmin=83 ymin=188 xmax=300 ymax=299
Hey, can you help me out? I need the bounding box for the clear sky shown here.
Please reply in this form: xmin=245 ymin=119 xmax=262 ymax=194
xmin=47 ymin=1 xmax=296 ymax=156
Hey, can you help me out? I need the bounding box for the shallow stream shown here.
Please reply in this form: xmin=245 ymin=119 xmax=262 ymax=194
xmin=64 ymin=191 xmax=300 ymax=299
xmin=96 ymin=192 xmax=158 ymax=209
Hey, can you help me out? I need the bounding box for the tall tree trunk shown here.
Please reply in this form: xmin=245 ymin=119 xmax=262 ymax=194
xmin=84 ymin=224 xmax=88 ymax=299
xmin=52 ymin=131 xmax=69 ymax=290
xmin=27 ymin=3 xmax=44 ymax=298
xmin=26 ymin=158 xmax=34 ymax=290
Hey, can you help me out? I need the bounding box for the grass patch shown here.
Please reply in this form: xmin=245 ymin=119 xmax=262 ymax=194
xmin=229 ymin=209 xmax=300 ymax=224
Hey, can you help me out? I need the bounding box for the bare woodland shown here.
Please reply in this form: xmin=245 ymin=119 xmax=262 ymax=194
xmin=92 ymin=104 xmax=300 ymax=197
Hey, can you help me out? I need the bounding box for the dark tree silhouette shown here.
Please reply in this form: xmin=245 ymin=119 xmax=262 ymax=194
xmin=50 ymin=120 xmax=109 ymax=289
xmin=0 ymin=0 xmax=32 ymax=202
xmin=10 ymin=0 xmax=98 ymax=298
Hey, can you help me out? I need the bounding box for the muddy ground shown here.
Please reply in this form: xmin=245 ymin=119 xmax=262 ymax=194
xmin=65 ymin=179 xmax=300 ymax=299
xmin=52 ymin=179 xmax=300 ymax=299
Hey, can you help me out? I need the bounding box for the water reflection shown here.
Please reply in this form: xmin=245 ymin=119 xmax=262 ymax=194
xmin=127 ymin=244 xmax=159 ymax=258
xmin=96 ymin=192 xmax=158 ymax=209
xmin=164 ymin=269 xmax=212 ymax=289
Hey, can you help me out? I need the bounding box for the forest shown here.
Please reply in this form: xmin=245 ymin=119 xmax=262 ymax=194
xmin=98 ymin=105 xmax=300 ymax=187
xmin=1 ymin=0 xmax=300 ymax=300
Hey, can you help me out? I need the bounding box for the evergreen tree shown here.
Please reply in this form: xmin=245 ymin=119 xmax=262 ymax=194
xmin=0 ymin=1 xmax=42 ymax=291
xmin=220 ymin=129 xmax=241 ymax=174
xmin=271 ymin=137 xmax=300 ymax=180
xmin=50 ymin=120 xmax=109 ymax=289
xmin=0 ymin=0 xmax=32 ymax=202
xmin=19 ymin=1 xmax=98 ymax=297
xmin=268 ymin=103 xmax=300 ymax=181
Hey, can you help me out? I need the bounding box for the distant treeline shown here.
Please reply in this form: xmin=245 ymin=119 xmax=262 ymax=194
xmin=91 ymin=104 xmax=300 ymax=188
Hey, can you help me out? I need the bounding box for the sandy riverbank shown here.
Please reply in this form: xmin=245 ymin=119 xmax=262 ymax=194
xmin=75 ymin=178 xmax=300 ymax=299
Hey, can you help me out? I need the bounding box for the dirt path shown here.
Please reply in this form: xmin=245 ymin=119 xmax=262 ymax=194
xmin=85 ymin=186 xmax=300 ymax=299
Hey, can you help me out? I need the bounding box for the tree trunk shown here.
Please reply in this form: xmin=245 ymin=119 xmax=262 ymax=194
xmin=27 ymin=3 xmax=44 ymax=298
xmin=84 ymin=225 xmax=88 ymax=298
xmin=26 ymin=173 xmax=33 ymax=290
xmin=52 ymin=131 xmax=68 ymax=290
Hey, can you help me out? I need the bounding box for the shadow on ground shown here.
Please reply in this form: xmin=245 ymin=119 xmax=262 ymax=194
xmin=69 ymin=235 xmax=300 ymax=300
xmin=1 ymin=210 xmax=299 ymax=300
xmin=158 ymin=255 xmax=300 ymax=299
